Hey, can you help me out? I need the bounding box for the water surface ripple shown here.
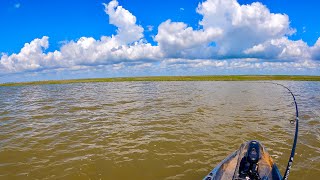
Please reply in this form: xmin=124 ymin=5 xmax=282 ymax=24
xmin=0 ymin=81 xmax=319 ymax=179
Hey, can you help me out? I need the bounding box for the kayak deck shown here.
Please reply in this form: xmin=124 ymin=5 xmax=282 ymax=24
xmin=204 ymin=140 xmax=282 ymax=180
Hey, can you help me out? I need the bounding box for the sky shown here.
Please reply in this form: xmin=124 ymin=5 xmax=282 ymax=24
xmin=0 ymin=0 xmax=320 ymax=83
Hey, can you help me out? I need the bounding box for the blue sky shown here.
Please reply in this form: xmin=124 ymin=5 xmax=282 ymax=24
xmin=1 ymin=0 xmax=320 ymax=82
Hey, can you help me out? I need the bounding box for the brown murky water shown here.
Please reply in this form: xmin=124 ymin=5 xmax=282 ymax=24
xmin=0 ymin=81 xmax=319 ymax=179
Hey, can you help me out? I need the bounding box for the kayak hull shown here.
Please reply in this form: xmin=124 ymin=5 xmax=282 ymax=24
xmin=204 ymin=141 xmax=282 ymax=180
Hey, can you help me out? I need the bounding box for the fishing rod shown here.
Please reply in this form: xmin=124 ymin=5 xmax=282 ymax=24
xmin=263 ymin=82 xmax=299 ymax=180
xmin=203 ymin=82 xmax=299 ymax=180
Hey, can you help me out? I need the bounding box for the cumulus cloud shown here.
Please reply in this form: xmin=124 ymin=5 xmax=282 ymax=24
xmin=244 ymin=37 xmax=310 ymax=60
xmin=155 ymin=20 xmax=222 ymax=58
xmin=1 ymin=0 xmax=161 ymax=74
xmin=153 ymin=0 xmax=314 ymax=63
xmin=0 ymin=36 xmax=50 ymax=73
xmin=311 ymin=38 xmax=320 ymax=60
xmin=196 ymin=0 xmax=295 ymax=55
xmin=102 ymin=0 xmax=144 ymax=44
xmin=58 ymin=37 xmax=160 ymax=66
xmin=0 ymin=0 xmax=319 ymax=78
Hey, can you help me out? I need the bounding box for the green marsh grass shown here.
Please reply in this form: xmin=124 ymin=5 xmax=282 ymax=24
xmin=1 ymin=75 xmax=320 ymax=87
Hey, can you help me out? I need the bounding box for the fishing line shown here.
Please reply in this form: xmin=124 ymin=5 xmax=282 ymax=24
xmin=259 ymin=82 xmax=299 ymax=180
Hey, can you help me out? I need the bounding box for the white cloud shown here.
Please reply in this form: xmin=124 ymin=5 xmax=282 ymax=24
xmin=153 ymin=0 xmax=305 ymax=60
xmin=1 ymin=0 xmax=320 ymax=78
xmin=0 ymin=36 xmax=50 ymax=73
xmin=196 ymin=0 xmax=295 ymax=55
xmin=146 ymin=25 xmax=154 ymax=32
xmin=159 ymin=58 xmax=318 ymax=74
xmin=244 ymin=37 xmax=310 ymax=60
xmin=102 ymin=0 xmax=144 ymax=44
xmin=311 ymin=38 xmax=320 ymax=60
xmin=1 ymin=0 xmax=161 ymax=74
xmin=155 ymin=20 xmax=222 ymax=58
xmin=161 ymin=58 xmax=228 ymax=69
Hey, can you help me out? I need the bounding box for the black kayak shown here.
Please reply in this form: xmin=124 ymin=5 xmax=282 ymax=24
xmin=203 ymin=140 xmax=282 ymax=180
xmin=204 ymin=83 xmax=299 ymax=180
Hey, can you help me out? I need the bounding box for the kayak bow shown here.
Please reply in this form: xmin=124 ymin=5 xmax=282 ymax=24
xmin=203 ymin=140 xmax=282 ymax=180
xmin=204 ymin=83 xmax=299 ymax=180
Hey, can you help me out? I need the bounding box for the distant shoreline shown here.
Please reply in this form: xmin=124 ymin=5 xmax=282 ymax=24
xmin=1 ymin=75 xmax=320 ymax=87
